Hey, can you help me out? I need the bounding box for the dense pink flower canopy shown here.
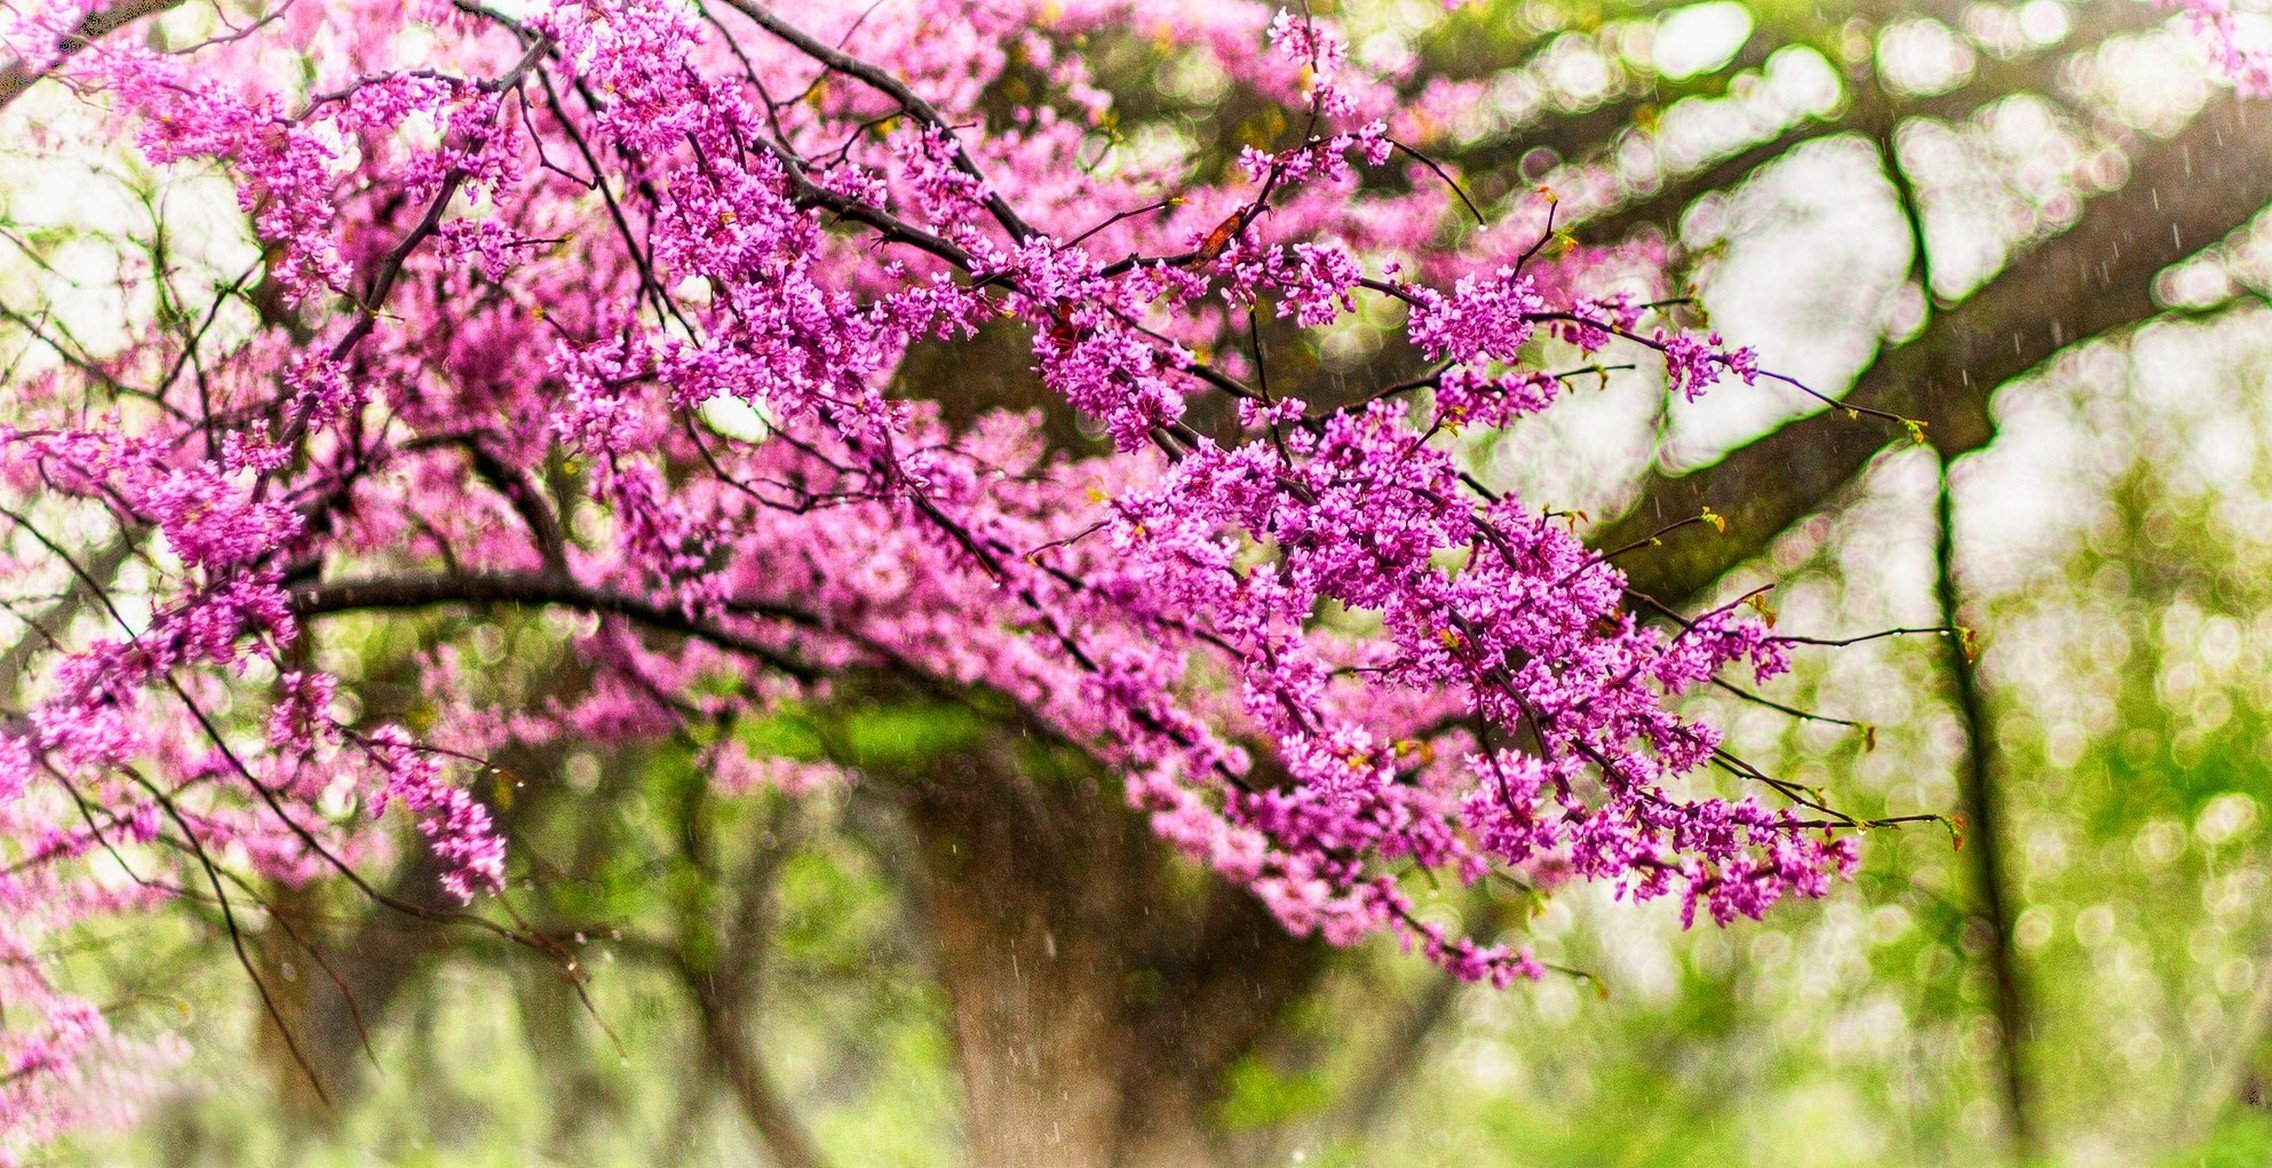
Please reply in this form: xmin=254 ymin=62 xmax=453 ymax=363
xmin=6 ymin=0 xmax=2168 ymax=1152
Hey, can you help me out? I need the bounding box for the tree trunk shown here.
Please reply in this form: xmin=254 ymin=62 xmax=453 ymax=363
xmin=252 ymin=857 xmax=452 ymax=1128
xmin=904 ymin=737 xmax=1323 ymax=1168
xmin=1936 ymin=464 xmax=2040 ymax=1162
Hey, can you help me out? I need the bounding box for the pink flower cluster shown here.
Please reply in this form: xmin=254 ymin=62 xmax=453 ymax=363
xmin=0 ymin=0 xmax=1905 ymax=1145
xmin=2172 ymin=0 xmax=2272 ymax=97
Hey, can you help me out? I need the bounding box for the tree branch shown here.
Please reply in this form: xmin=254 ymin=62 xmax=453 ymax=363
xmin=709 ymin=0 xmax=1037 ymax=245
xmin=1573 ymin=1 xmax=2167 ymax=245
xmin=290 ymin=571 xmax=821 ymax=681
xmin=0 ymin=0 xmax=187 ymax=112
xmin=1605 ymin=93 xmax=2272 ymax=605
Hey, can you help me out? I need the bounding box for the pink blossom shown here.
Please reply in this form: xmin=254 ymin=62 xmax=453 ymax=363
xmin=0 ymin=1 xmax=1922 ymax=1149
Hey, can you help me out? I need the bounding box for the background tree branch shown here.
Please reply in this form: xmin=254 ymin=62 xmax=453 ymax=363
xmin=1604 ymin=94 xmax=2272 ymax=605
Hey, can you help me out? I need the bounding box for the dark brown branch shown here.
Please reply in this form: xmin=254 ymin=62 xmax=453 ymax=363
xmin=1604 ymin=92 xmax=2272 ymax=606
xmin=712 ymin=0 xmax=1038 ymax=245
xmin=459 ymin=438 xmax=572 ymax=571
xmin=0 ymin=0 xmax=186 ymax=112
xmin=321 ymin=33 xmax=553 ymax=367
xmin=290 ymin=571 xmax=821 ymax=682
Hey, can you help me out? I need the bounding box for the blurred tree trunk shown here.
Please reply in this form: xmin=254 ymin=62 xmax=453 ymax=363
xmin=688 ymin=980 xmax=830 ymax=1168
xmin=1936 ymin=463 xmax=2040 ymax=1162
xmin=252 ymin=854 xmax=453 ymax=1128
xmin=905 ymin=734 xmax=1324 ymax=1168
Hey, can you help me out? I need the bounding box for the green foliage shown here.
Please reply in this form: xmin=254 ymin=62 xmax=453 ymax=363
xmin=2169 ymin=1113 xmax=2272 ymax=1168
xmin=1218 ymin=1055 xmax=1334 ymax=1131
